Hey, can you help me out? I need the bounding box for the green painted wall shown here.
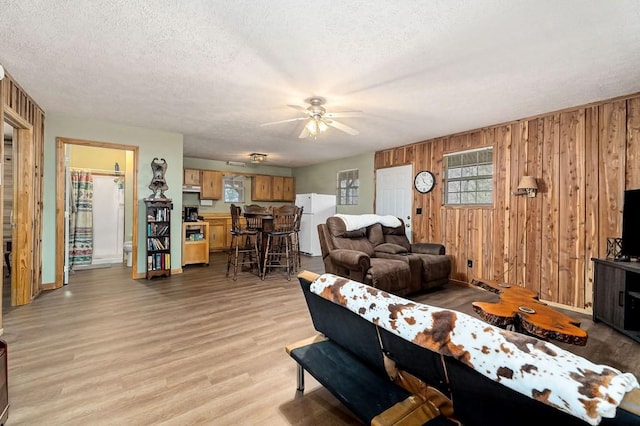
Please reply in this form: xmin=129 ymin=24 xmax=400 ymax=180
xmin=292 ymin=152 xmax=375 ymax=214
xmin=42 ymin=114 xmax=183 ymax=283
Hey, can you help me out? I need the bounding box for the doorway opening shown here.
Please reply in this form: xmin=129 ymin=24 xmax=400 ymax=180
xmin=55 ymin=138 xmax=139 ymax=287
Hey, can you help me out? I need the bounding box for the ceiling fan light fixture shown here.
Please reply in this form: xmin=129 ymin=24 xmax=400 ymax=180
xmin=317 ymin=119 xmax=328 ymax=133
xmin=249 ymin=153 xmax=267 ymax=163
xmin=261 ymin=96 xmax=361 ymax=138
xmin=305 ymin=119 xmax=319 ymax=136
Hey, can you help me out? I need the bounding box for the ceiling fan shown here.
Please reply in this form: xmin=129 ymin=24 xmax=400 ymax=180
xmin=260 ymin=96 xmax=362 ymax=138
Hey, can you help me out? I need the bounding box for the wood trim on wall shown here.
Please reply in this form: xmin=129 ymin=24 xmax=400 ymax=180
xmin=1 ymin=71 xmax=45 ymax=307
xmin=374 ymin=92 xmax=640 ymax=311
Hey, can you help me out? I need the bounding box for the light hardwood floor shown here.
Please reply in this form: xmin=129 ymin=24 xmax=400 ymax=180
xmin=2 ymin=254 xmax=639 ymax=425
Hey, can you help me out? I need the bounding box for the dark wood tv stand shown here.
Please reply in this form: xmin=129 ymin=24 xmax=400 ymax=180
xmin=592 ymin=258 xmax=640 ymax=343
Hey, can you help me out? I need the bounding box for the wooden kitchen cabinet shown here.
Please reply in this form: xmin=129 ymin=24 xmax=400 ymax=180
xmin=184 ymin=168 xmax=201 ymax=186
xmin=206 ymin=218 xmax=228 ymax=251
xmin=251 ymin=174 xmax=296 ymax=201
xmin=252 ymin=175 xmax=272 ymax=201
xmin=271 ymin=176 xmax=284 ymax=201
xmin=201 ymin=170 xmax=222 ymax=199
xmin=182 ymin=222 xmax=210 ymax=266
xmin=282 ymin=176 xmax=295 ymax=201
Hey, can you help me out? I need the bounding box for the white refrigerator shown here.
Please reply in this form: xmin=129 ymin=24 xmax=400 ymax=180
xmin=295 ymin=193 xmax=337 ymax=256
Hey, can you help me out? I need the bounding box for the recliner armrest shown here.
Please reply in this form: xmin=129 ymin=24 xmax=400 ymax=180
xmin=329 ymin=249 xmax=371 ymax=272
xmin=410 ymin=243 xmax=446 ymax=255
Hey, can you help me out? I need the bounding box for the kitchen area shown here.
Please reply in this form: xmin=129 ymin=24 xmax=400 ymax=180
xmin=179 ymin=167 xmax=337 ymax=268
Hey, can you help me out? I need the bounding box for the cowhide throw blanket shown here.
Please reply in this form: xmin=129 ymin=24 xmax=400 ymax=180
xmin=310 ymin=273 xmax=639 ymax=425
xmin=334 ymin=214 xmax=401 ymax=231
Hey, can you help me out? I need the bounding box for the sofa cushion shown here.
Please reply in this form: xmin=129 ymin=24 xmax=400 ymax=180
xmin=367 ymin=223 xmax=385 ymax=246
xmin=375 ymin=243 xmax=409 ymax=255
xmin=367 ymin=258 xmax=411 ymax=294
xmin=381 ymin=223 xmax=412 ymax=251
xmin=343 ymin=228 xmax=366 ymax=238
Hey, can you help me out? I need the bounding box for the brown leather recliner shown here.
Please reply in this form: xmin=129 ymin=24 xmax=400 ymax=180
xmin=372 ymin=218 xmax=451 ymax=291
xmin=317 ymin=218 xmax=412 ymax=295
xmin=317 ymin=216 xmax=451 ymax=296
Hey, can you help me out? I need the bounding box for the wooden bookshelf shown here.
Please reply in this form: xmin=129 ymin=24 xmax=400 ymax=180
xmin=145 ymin=198 xmax=173 ymax=279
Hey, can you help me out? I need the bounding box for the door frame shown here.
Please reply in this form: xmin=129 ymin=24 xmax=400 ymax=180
xmin=55 ymin=137 xmax=139 ymax=287
xmin=4 ymin=109 xmax=38 ymax=305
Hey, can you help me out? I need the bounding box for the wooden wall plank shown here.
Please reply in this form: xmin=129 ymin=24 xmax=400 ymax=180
xmin=510 ymin=122 xmax=523 ymax=287
xmin=540 ymin=114 xmax=560 ymax=301
xmin=525 ymin=118 xmax=543 ymax=296
xmin=558 ymin=110 xmax=584 ymax=306
xmin=627 ymin=98 xmax=640 ymax=190
xmin=497 ymin=125 xmax=512 ymax=282
xmin=430 ymin=140 xmax=444 ymax=244
xmin=584 ymin=106 xmax=599 ymax=310
xmin=598 ymin=102 xmax=626 ymax=258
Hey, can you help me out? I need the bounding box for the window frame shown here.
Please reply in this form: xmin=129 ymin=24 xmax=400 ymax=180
xmin=223 ymin=175 xmax=245 ymax=203
xmin=337 ymin=169 xmax=359 ymax=206
xmin=443 ymin=147 xmax=494 ymax=206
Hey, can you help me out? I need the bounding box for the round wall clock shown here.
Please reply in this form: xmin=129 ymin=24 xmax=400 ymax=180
xmin=414 ymin=170 xmax=435 ymax=193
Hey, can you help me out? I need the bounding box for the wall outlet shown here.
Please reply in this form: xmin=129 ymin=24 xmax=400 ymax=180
xmin=467 ymin=259 xmax=473 ymax=268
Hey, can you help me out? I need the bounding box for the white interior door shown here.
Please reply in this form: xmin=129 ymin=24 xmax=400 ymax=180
xmin=376 ymin=165 xmax=413 ymax=242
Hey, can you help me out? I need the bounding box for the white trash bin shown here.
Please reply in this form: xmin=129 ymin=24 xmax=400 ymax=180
xmin=124 ymin=241 xmax=133 ymax=267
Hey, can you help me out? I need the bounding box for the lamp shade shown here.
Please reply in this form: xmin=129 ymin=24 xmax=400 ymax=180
xmin=517 ymin=176 xmax=537 ymax=190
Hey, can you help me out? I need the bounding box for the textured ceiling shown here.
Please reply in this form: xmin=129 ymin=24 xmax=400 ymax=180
xmin=1 ymin=1 xmax=639 ymax=167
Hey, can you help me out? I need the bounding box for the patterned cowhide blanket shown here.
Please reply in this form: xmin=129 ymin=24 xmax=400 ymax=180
xmin=310 ymin=273 xmax=639 ymax=425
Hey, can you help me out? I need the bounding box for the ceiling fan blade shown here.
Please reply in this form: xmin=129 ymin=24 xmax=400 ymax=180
xmin=324 ymin=111 xmax=364 ymax=118
xmin=287 ymin=104 xmax=309 ymax=113
xmin=260 ymin=117 xmax=306 ymax=126
xmin=326 ymin=119 xmax=360 ymax=135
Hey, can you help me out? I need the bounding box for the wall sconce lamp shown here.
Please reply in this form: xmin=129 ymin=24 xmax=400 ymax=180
xmin=249 ymin=153 xmax=267 ymax=164
xmin=513 ymin=176 xmax=538 ymax=197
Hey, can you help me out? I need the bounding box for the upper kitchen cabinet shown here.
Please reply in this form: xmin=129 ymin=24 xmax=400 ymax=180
xmin=183 ymin=168 xmax=201 ymax=186
xmin=282 ymin=176 xmax=295 ymax=201
xmin=251 ymin=175 xmax=295 ymax=201
xmin=252 ymin=174 xmax=272 ymax=201
xmin=271 ymin=176 xmax=284 ymax=201
xmin=201 ymin=170 xmax=222 ymax=199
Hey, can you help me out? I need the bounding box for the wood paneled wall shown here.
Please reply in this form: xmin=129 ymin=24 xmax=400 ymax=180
xmin=1 ymin=71 xmax=45 ymax=306
xmin=375 ymin=93 xmax=640 ymax=311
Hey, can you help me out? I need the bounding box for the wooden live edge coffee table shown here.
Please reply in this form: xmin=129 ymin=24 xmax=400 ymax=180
xmin=470 ymin=278 xmax=588 ymax=346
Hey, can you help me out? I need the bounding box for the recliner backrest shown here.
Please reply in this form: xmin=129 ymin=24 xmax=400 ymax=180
xmin=325 ymin=216 xmax=376 ymax=257
xmin=380 ymin=218 xmax=411 ymax=250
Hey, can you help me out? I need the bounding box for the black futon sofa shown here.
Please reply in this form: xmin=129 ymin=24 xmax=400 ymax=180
xmin=286 ymin=271 xmax=640 ymax=426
